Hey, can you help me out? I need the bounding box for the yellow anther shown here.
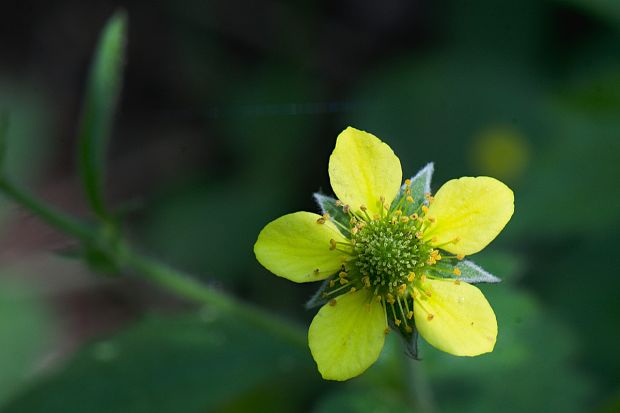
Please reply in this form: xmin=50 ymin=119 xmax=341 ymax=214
xmin=421 ymin=205 xmax=429 ymax=214
xmin=425 ymin=290 xmax=432 ymax=297
xmin=410 ymin=213 xmax=418 ymax=220
xmin=428 ymin=217 xmax=436 ymax=223
xmin=386 ymin=293 xmax=396 ymax=305
xmin=343 ymin=205 xmax=350 ymax=214
xmin=415 ymin=231 xmax=423 ymax=239
xmin=338 ymin=271 xmax=347 ymax=278
xmin=406 ymin=196 xmax=414 ymax=203
xmin=407 ymin=272 xmax=416 ymax=282
xmin=457 ymin=254 xmax=465 ymax=260
xmin=397 ymin=284 xmax=407 ymax=295
xmin=351 ymin=226 xmax=359 ymax=235
xmin=427 ymin=257 xmax=437 ymax=265
xmin=335 ymin=200 xmax=343 ymax=207
xmin=420 ymin=274 xmax=427 ymax=284
xmin=329 ymin=299 xmax=337 ymax=306
xmin=360 ymin=204 xmax=367 ymax=211
xmin=404 ymin=179 xmax=411 ymax=186
xmin=329 ymin=239 xmax=337 ymax=250
xmin=394 ymin=209 xmax=402 ymax=216
xmin=453 ymin=268 xmax=462 ymax=276
xmin=361 ymin=276 xmax=371 ymax=287
xmin=427 ymin=313 xmax=434 ymax=321
xmin=406 ymin=311 xmax=414 ymax=319
xmin=395 ymin=319 xmax=402 ymax=326
xmin=316 ymin=217 xmax=326 ymax=224
xmin=405 ymin=325 xmax=413 ymax=333
xmin=436 ymin=254 xmax=442 ymax=261
xmin=431 ymin=249 xmax=439 ymax=257
xmin=390 ymin=217 xmax=398 ymax=225
xmin=373 ymin=214 xmax=380 ymax=220
xmin=405 ymin=188 xmax=411 ymax=195
xmin=339 ymin=278 xmax=348 ymax=285
xmin=400 ymin=216 xmax=409 ymax=223
xmin=350 ymin=287 xmax=357 ymax=293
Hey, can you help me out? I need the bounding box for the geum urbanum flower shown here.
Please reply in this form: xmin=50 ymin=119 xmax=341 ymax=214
xmin=254 ymin=127 xmax=514 ymax=381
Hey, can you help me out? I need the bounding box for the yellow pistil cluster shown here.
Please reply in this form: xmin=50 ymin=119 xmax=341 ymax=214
xmin=320 ymin=181 xmax=463 ymax=334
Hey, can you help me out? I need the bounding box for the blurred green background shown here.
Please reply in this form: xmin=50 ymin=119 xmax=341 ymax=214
xmin=0 ymin=0 xmax=619 ymax=412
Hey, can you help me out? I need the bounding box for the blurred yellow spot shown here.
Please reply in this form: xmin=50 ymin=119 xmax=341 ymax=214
xmin=470 ymin=125 xmax=529 ymax=181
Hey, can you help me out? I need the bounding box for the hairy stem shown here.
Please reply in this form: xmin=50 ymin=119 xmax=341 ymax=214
xmin=0 ymin=177 xmax=307 ymax=348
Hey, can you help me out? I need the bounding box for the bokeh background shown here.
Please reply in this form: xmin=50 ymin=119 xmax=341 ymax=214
xmin=0 ymin=1 xmax=619 ymax=412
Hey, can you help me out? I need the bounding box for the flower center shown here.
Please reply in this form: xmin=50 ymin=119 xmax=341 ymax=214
xmin=352 ymin=217 xmax=428 ymax=295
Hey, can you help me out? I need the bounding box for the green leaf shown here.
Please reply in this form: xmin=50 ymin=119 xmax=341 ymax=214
xmin=390 ymin=163 xmax=434 ymax=215
xmin=2 ymin=313 xmax=314 ymax=413
xmin=0 ymin=280 xmax=51 ymax=406
xmin=78 ymin=10 xmax=127 ymax=218
xmin=314 ymin=387 xmax=413 ymax=413
xmin=0 ymin=111 xmax=8 ymax=169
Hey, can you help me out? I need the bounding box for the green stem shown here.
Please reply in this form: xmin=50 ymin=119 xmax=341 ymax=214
xmin=0 ymin=177 xmax=307 ymax=349
xmin=407 ymin=360 xmax=436 ymax=413
xmin=0 ymin=178 xmax=94 ymax=241
xmin=124 ymin=252 xmax=307 ymax=348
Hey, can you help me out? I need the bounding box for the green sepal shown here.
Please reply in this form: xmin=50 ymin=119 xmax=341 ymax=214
xmin=313 ymin=192 xmax=350 ymax=232
xmin=390 ymin=162 xmax=434 ymax=215
xmin=390 ymin=320 xmax=420 ymax=360
xmin=305 ymin=278 xmax=333 ymax=309
xmin=430 ymin=260 xmax=501 ymax=284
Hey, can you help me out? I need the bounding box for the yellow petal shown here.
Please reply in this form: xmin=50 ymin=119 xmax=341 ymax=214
xmin=414 ymin=278 xmax=497 ymax=356
xmin=423 ymin=176 xmax=514 ymax=255
xmin=308 ymin=290 xmax=387 ymax=381
xmin=328 ymin=127 xmax=402 ymax=216
xmin=254 ymin=212 xmax=348 ymax=283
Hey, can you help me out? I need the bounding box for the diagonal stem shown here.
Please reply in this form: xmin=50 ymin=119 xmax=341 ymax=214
xmin=0 ymin=176 xmax=307 ymax=349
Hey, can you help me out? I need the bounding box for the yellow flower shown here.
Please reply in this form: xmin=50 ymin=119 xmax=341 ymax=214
xmin=254 ymin=127 xmax=514 ymax=381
